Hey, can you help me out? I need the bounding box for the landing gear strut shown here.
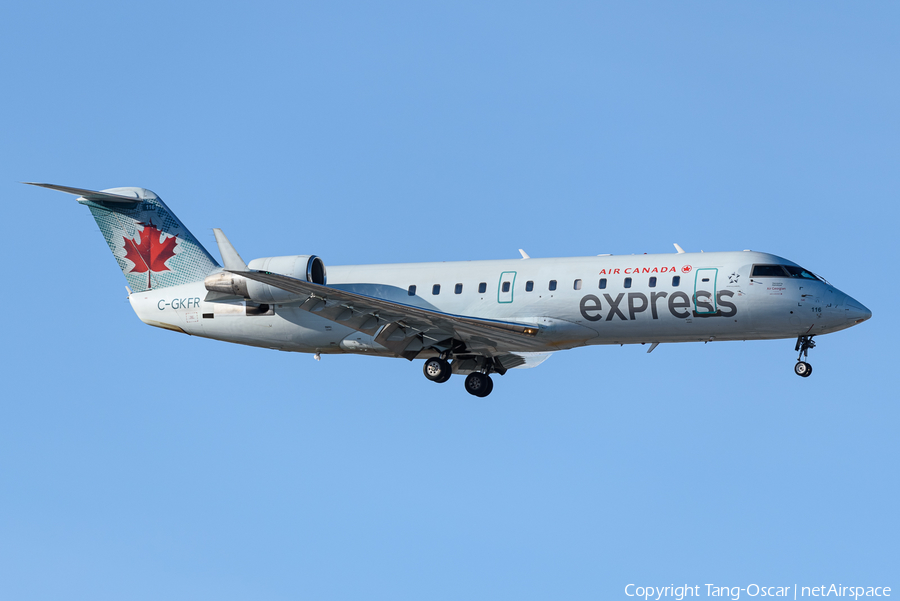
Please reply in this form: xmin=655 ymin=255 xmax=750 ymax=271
xmin=794 ymin=335 xmax=815 ymax=378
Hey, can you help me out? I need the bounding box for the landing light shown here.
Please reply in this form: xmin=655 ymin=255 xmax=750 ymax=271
xmin=523 ymin=328 xmax=538 ymax=335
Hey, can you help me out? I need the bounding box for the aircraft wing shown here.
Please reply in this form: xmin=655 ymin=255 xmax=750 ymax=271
xmin=229 ymin=269 xmax=545 ymax=358
xmin=451 ymin=350 xmax=555 ymax=374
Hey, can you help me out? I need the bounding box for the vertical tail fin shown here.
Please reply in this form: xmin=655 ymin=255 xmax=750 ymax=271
xmin=26 ymin=183 xmax=220 ymax=293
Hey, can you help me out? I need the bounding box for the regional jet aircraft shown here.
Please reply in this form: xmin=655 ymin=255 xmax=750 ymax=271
xmin=29 ymin=184 xmax=872 ymax=396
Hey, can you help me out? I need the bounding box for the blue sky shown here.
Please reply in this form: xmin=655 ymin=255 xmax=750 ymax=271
xmin=1 ymin=2 xmax=897 ymax=599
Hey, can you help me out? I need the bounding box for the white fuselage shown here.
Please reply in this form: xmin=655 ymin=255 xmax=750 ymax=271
xmin=128 ymin=251 xmax=869 ymax=357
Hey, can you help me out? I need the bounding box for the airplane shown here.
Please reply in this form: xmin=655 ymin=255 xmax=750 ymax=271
xmin=27 ymin=183 xmax=872 ymax=396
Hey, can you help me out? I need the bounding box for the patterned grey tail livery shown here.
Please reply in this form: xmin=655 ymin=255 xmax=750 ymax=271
xmin=26 ymin=184 xmax=220 ymax=292
xmin=82 ymin=187 xmax=220 ymax=292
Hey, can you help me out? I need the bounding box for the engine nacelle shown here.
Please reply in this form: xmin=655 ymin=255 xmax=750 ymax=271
xmin=204 ymin=255 xmax=326 ymax=304
xmin=246 ymin=255 xmax=326 ymax=303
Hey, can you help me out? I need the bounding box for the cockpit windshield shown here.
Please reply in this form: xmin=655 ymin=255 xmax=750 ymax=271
xmin=783 ymin=265 xmax=820 ymax=281
xmin=751 ymin=264 xmax=821 ymax=281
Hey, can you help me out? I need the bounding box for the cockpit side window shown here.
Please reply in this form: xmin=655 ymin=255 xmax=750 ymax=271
xmin=784 ymin=265 xmax=821 ymax=281
xmin=751 ymin=265 xmax=788 ymax=277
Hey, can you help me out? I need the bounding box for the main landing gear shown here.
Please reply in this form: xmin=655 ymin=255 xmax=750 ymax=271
xmin=423 ymin=357 xmax=452 ymax=383
xmin=422 ymin=355 xmax=496 ymax=397
xmin=464 ymin=372 xmax=493 ymax=398
xmin=794 ymin=335 xmax=816 ymax=378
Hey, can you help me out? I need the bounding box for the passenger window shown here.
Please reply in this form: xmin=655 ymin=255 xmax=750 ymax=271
xmin=502 ymin=281 xmax=511 ymax=293
xmin=599 ymin=278 xmax=607 ymax=289
xmin=649 ymin=277 xmax=657 ymax=288
xmin=408 ymin=285 xmax=416 ymax=296
xmin=478 ymin=282 xmax=487 ymax=293
xmin=574 ymin=279 xmax=582 ymax=290
xmin=672 ymin=276 xmax=680 ymax=286
xmin=455 ymin=283 xmax=463 ymax=294
xmin=526 ymin=281 xmax=534 ymax=292
xmin=432 ymin=284 xmax=440 ymax=295
xmin=624 ymin=277 xmax=632 ymax=289
xmin=701 ymin=278 xmax=710 ymax=282
xmin=549 ymin=280 xmax=557 ymax=291
xmin=752 ymin=265 xmax=788 ymax=277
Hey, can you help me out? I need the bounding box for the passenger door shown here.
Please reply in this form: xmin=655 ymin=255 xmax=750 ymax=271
xmin=498 ymin=271 xmax=516 ymax=303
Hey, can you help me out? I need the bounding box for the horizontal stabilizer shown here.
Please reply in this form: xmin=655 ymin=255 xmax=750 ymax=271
xmin=24 ymin=182 xmax=141 ymax=204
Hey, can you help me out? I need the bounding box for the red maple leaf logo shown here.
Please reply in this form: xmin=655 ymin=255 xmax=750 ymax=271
xmin=122 ymin=221 xmax=178 ymax=288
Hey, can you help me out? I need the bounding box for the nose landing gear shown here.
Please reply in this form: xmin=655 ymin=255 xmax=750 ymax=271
xmin=794 ymin=335 xmax=816 ymax=378
xmin=794 ymin=361 xmax=813 ymax=377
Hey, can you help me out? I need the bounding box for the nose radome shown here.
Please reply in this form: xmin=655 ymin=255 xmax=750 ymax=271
xmin=844 ymin=296 xmax=872 ymax=325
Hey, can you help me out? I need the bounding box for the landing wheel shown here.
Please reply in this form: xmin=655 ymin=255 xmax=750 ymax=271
xmin=464 ymin=373 xmax=493 ymax=397
xmin=793 ymin=336 xmax=817 ymax=378
xmin=794 ymin=361 xmax=813 ymax=378
xmin=423 ymin=358 xmax=451 ymax=383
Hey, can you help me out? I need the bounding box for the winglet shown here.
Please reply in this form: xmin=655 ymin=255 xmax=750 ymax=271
xmin=673 ymin=243 xmax=685 ymax=254
xmin=24 ymin=182 xmax=142 ymax=204
xmin=213 ymin=228 xmax=248 ymax=271
xmin=519 ymin=249 xmax=530 ymax=259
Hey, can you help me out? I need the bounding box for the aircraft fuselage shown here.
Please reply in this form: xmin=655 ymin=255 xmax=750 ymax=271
xmin=28 ymin=182 xmax=872 ymax=395
xmin=130 ymin=250 xmax=870 ymax=356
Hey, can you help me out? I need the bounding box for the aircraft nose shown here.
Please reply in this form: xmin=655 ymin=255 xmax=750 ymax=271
xmin=844 ymin=296 xmax=872 ymax=325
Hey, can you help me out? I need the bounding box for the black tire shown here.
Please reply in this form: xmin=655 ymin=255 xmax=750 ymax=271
xmin=436 ymin=364 xmax=453 ymax=383
xmin=481 ymin=375 xmax=494 ymax=397
xmin=464 ymin=372 xmax=489 ymax=396
xmin=423 ymin=358 xmax=450 ymax=382
xmin=801 ymin=362 xmax=813 ymax=378
xmin=794 ymin=361 xmax=812 ymax=377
